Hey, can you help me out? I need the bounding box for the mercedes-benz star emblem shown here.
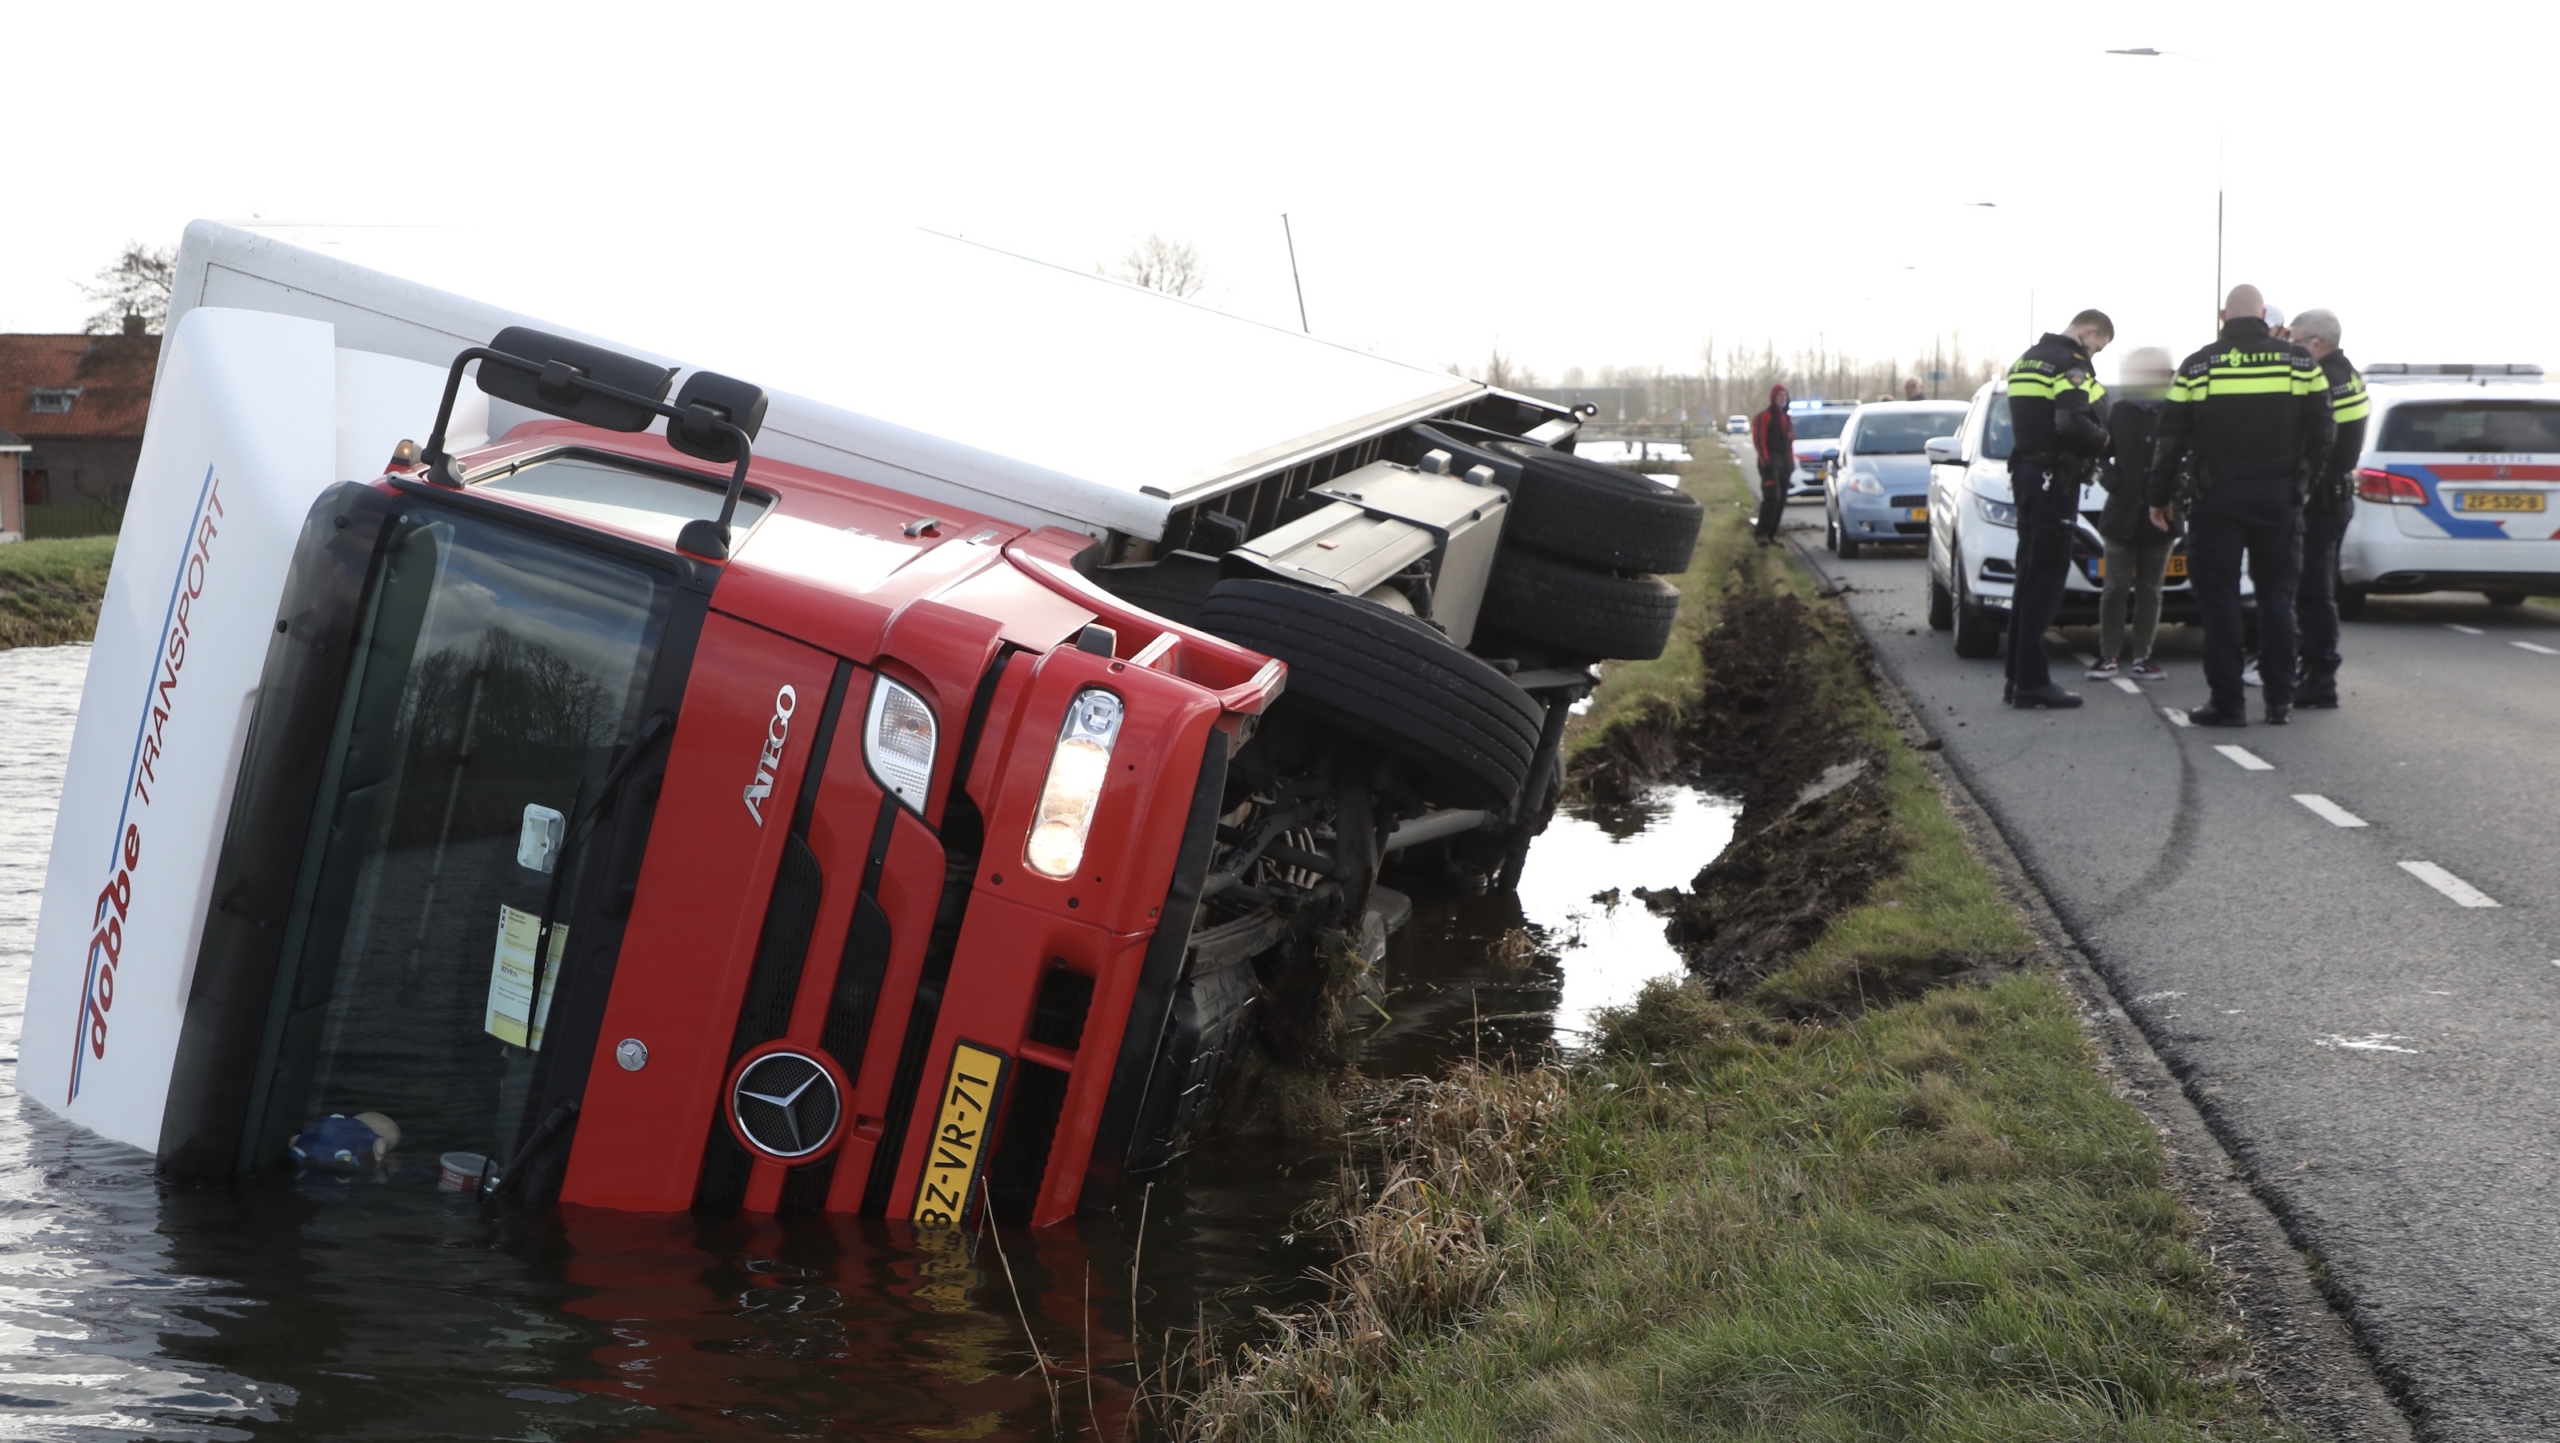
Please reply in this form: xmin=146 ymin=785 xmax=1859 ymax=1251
xmin=731 ymin=1051 xmax=842 ymax=1159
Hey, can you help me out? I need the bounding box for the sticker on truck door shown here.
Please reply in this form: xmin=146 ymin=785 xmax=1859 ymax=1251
xmin=912 ymin=1041 xmax=1010 ymax=1227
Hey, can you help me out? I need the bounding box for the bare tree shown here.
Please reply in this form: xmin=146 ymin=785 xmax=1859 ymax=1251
xmin=1474 ymin=344 xmax=1538 ymax=392
xmin=1106 ymin=234 xmax=1207 ymax=298
xmin=82 ymin=242 xmax=176 ymax=335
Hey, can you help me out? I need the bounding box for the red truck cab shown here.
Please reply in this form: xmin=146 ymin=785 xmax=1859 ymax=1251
xmin=161 ymin=336 xmax=1281 ymax=1229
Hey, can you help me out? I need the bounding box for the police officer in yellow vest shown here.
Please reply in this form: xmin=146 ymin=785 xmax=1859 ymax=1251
xmin=2003 ymin=310 xmax=2113 ymax=709
xmin=2147 ymin=285 xmax=2337 ymax=726
xmin=2288 ymin=308 xmax=2368 ymax=708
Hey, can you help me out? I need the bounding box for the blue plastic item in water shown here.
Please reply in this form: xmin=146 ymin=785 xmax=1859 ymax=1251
xmin=290 ymin=1114 xmax=386 ymax=1170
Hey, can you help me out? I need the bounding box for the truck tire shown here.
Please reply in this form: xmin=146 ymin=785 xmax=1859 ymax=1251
xmin=1477 ymin=548 xmax=1681 ymax=661
xmin=1491 ymin=441 xmax=1703 ymax=575
xmin=1197 ymin=580 xmax=1542 ymax=812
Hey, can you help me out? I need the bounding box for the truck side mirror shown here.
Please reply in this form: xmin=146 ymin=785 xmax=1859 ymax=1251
xmin=476 ymin=327 xmax=674 ymax=433
xmin=667 ymin=371 xmax=769 ymax=464
xmin=1924 ymin=436 xmax=1961 ymax=464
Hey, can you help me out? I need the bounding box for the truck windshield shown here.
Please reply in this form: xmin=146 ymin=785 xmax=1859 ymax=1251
xmin=2378 ymin=401 xmax=2560 ymax=454
xmin=265 ymin=509 xmax=672 ymax=1173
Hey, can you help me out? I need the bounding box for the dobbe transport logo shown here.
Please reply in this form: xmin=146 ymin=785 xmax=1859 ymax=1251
xmin=70 ymin=465 xmax=225 ymax=1103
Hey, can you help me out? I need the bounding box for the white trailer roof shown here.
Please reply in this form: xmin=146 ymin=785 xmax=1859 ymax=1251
xmin=167 ymin=221 xmax=1494 ymax=540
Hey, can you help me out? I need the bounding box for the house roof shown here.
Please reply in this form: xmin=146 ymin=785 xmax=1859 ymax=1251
xmin=0 ymin=424 xmax=26 ymax=450
xmin=0 ymin=333 xmax=159 ymax=441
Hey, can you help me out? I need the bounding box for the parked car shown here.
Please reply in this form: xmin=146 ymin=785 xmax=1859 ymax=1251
xmin=1823 ymin=401 xmax=1966 ymax=557
xmin=2337 ymin=364 xmax=2560 ymax=615
xmin=1786 ymin=402 xmax=1857 ymax=499
xmin=1924 ymin=380 xmax=2234 ymax=659
xmin=21 ymin=222 xmax=1701 ymax=1232
xmin=1725 ymin=414 xmax=1747 ymax=435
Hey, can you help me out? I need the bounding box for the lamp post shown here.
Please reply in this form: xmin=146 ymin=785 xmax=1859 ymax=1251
xmin=2107 ymin=47 xmax=2221 ymax=328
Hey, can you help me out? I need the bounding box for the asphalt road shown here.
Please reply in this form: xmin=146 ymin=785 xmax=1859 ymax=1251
xmin=1754 ymin=448 xmax=2560 ymax=1440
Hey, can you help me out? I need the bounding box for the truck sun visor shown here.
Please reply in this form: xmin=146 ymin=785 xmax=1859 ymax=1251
xmin=1024 ymin=689 xmax=1124 ymax=880
xmin=865 ymin=678 xmax=939 ymax=813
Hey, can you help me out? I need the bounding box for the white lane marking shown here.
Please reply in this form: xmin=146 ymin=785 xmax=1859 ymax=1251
xmin=2513 ymin=640 xmax=2559 ymax=655
xmin=2446 ymin=623 xmax=2485 ymax=635
xmin=2163 ymin=707 xmax=2192 ymax=728
xmin=2399 ymin=860 xmax=2499 ymax=908
xmin=2215 ymin=744 xmax=2274 ymax=771
xmin=2111 ymin=677 xmax=2143 ymax=694
xmin=2314 ymin=1032 xmax=2421 ymax=1054
xmin=2293 ymin=793 xmax=2369 ymax=828
xmin=2073 ymin=652 xmax=2096 ymax=667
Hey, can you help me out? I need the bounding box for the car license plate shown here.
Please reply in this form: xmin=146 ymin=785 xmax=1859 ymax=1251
xmin=2459 ymin=491 xmax=2546 ymax=512
xmin=2167 ymin=555 xmax=2188 ymax=578
xmin=912 ymin=1041 xmax=1010 ymax=1227
xmin=1907 ymin=506 xmax=1927 ymax=522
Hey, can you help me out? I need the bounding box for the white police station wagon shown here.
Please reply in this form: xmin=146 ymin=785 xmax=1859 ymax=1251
xmin=2339 ymin=365 xmax=2560 ymax=616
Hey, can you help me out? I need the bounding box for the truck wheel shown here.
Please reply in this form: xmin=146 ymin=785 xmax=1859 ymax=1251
xmin=1477 ymin=547 xmax=1682 ymax=661
xmin=1491 ymin=442 xmax=1703 ymax=575
xmin=1197 ymin=580 xmax=1542 ymax=812
xmin=1928 ymin=572 xmax=1955 ymax=631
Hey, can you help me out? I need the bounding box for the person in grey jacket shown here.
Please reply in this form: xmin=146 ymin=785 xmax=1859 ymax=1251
xmin=2089 ymin=346 xmax=2177 ymax=681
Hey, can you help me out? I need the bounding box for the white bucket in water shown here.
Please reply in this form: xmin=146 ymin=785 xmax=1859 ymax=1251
xmin=437 ymin=1152 xmax=489 ymax=1193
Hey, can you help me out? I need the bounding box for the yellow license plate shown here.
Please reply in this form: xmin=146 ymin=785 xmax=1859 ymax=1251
xmin=2168 ymin=555 xmax=2188 ymax=578
xmin=912 ymin=1041 xmax=1010 ymax=1226
xmin=2460 ymin=491 xmax=2546 ymax=512
xmin=1908 ymin=506 xmax=1928 ymax=522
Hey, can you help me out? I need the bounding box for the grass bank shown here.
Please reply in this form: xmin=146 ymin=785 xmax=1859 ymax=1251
xmin=1176 ymin=456 xmax=2294 ymax=1441
xmin=0 ymin=536 xmax=116 ymax=649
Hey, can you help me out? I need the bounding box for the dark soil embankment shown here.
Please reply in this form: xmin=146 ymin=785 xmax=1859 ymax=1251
xmin=1574 ymin=562 xmax=1906 ymax=1000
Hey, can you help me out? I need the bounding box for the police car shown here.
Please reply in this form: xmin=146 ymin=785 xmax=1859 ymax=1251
xmin=1924 ymin=379 xmax=2231 ymax=659
xmin=2337 ymin=364 xmax=2560 ymax=616
xmin=1787 ymin=401 xmax=1857 ymax=499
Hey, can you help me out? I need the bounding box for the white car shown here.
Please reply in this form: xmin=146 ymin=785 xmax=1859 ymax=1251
xmin=1925 ymin=380 xmax=2227 ymax=659
xmin=2338 ymin=365 xmax=2560 ymax=615
xmin=1725 ymin=413 xmax=1748 ymax=434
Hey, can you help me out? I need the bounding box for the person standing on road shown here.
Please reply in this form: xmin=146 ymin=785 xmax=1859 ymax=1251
xmin=2289 ymin=307 xmax=2367 ymax=708
xmin=1750 ymin=383 xmax=1793 ymax=546
xmin=2147 ymin=284 xmax=2337 ymax=726
xmin=2002 ymin=310 xmax=2114 ymax=709
xmin=1904 ymin=376 xmax=1926 ymax=401
xmin=2090 ymin=346 xmax=2178 ymax=681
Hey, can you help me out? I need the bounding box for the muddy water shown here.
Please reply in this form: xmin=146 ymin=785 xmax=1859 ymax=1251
xmin=0 ymin=643 xmax=1733 ymax=1440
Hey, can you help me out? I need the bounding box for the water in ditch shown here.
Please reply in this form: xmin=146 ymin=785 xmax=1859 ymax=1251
xmin=0 ymin=642 xmax=1734 ymax=1439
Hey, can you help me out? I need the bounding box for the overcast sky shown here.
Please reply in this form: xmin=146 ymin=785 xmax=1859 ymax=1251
xmin=5 ymin=1 xmax=2543 ymax=383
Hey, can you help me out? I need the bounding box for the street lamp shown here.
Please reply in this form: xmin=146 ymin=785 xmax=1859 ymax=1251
xmin=2107 ymin=47 xmax=2221 ymax=328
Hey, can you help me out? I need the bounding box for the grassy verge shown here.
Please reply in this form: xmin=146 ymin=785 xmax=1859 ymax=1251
xmin=0 ymin=536 xmax=116 ymax=649
xmin=1180 ymin=461 xmax=2292 ymax=1441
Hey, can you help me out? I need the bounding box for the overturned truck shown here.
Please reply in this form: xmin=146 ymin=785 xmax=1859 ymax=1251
xmin=25 ymin=223 xmax=1700 ymax=1227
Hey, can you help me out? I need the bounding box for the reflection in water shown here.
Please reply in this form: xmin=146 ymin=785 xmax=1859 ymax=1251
xmin=0 ymin=643 xmax=1734 ymax=1439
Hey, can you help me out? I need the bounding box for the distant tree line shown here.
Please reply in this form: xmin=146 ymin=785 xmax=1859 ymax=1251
xmin=1454 ymin=336 xmax=2002 ymax=424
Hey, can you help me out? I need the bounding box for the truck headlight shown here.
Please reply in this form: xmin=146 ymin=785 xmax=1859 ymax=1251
xmin=1025 ymin=688 xmax=1124 ymax=880
xmin=866 ymin=677 xmax=938 ymax=812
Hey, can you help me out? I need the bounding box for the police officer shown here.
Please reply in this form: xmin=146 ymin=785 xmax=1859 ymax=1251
xmin=2147 ymin=285 xmax=2337 ymax=726
xmin=2003 ymin=310 xmax=2114 ymax=708
xmin=2289 ymin=307 xmax=2367 ymax=708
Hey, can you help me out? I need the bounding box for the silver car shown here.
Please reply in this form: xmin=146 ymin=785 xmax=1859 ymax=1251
xmin=1824 ymin=402 xmax=1966 ymax=557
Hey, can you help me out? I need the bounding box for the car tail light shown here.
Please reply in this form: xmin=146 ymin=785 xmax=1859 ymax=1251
xmin=2356 ymin=467 xmax=2427 ymax=506
xmin=1024 ymin=688 xmax=1124 ymax=880
xmin=865 ymin=678 xmax=938 ymax=812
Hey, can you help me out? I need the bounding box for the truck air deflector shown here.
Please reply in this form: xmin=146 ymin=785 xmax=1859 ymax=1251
xmin=775 ymin=796 xmax=904 ymax=1212
xmin=1080 ymin=727 xmax=1227 ymax=1211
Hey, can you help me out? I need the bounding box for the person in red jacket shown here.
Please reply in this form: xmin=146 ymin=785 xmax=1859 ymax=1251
xmin=1749 ymin=384 xmax=1793 ymax=545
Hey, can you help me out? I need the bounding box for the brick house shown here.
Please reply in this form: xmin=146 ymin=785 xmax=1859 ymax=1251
xmin=0 ymin=326 xmax=160 ymax=537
